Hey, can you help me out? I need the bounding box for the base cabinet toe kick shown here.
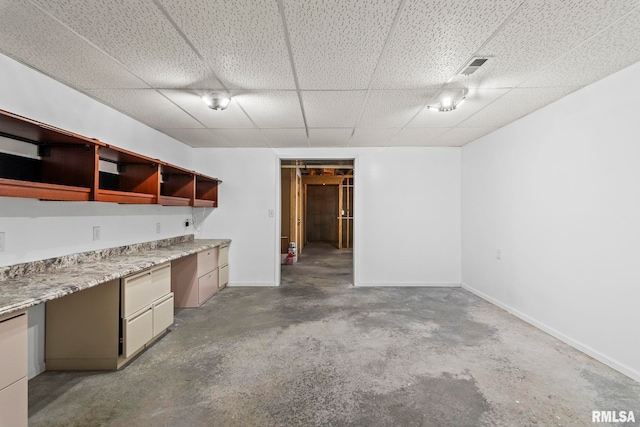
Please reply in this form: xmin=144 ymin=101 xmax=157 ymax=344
xmin=46 ymin=262 xmax=174 ymax=371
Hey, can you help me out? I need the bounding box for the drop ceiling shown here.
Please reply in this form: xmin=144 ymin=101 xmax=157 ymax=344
xmin=1 ymin=0 xmax=639 ymax=148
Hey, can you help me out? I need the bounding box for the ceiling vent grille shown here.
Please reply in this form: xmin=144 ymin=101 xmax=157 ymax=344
xmin=461 ymin=57 xmax=488 ymax=75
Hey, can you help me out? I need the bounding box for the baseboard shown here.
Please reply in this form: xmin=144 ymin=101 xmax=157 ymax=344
xmin=28 ymin=361 xmax=46 ymax=380
xmin=227 ymin=282 xmax=275 ymax=287
xmin=355 ymin=282 xmax=461 ymax=287
xmin=461 ymin=282 xmax=640 ymax=383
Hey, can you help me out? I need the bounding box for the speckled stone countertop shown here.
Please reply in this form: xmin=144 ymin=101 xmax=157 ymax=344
xmin=0 ymin=236 xmax=230 ymax=317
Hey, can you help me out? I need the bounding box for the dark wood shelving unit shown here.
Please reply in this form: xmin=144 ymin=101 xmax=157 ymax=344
xmin=0 ymin=109 xmax=222 ymax=206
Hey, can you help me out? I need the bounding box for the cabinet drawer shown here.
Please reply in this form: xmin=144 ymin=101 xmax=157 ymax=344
xmin=219 ymin=245 xmax=229 ymax=267
xmin=150 ymin=263 xmax=171 ymax=302
xmin=122 ymin=270 xmax=153 ymax=318
xmin=153 ymin=293 xmax=174 ymax=337
xmin=219 ymin=264 xmax=229 ymax=288
xmin=0 ymin=377 xmax=27 ymax=427
xmin=197 ymin=248 xmax=218 ymax=277
xmin=0 ymin=312 xmax=27 ymax=389
xmin=122 ymin=307 xmax=153 ymax=358
xmin=198 ymin=269 xmax=219 ymax=305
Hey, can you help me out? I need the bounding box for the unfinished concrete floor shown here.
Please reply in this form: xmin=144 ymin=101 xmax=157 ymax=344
xmin=29 ymin=243 xmax=639 ymax=426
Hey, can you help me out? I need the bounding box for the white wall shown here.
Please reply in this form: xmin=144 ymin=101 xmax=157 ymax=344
xmin=0 ymin=53 xmax=199 ymax=377
xmin=461 ymin=61 xmax=640 ymax=381
xmin=193 ymin=147 xmax=462 ymax=288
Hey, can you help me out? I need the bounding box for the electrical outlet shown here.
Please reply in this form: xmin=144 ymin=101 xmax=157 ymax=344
xmin=268 ymin=209 xmax=274 ymax=218
xmin=156 ymin=222 xmax=161 ymax=234
xmin=93 ymin=226 xmax=100 ymax=241
xmin=497 ymin=248 xmax=502 ymax=260
xmin=0 ymin=232 xmax=5 ymax=252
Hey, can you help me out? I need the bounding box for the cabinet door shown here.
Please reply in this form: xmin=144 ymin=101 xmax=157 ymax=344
xmin=0 ymin=312 xmax=27 ymax=389
xmin=122 ymin=270 xmax=153 ymax=317
xmin=122 ymin=307 xmax=153 ymax=358
xmin=153 ymin=293 xmax=174 ymax=337
xmin=197 ymin=248 xmax=218 ymax=277
xmin=198 ymin=269 xmax=218 ymax=305
xmin=219 ymin=264 xmax=229 ymax=288
xmin=150 ymin=263 xmax=171 ymax=302
xmin=0 ymin=377 xmax=27 ymax=427
xmin=219 ymin=245 xmax=229 ymax=267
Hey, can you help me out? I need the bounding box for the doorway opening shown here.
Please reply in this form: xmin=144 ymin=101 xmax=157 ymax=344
xmin=280 ymin=159 xmax=354 ymax=285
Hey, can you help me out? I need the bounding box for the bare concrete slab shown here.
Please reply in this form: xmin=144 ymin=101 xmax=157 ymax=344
xmin=28 ymin=243 xmax=639 ymax=426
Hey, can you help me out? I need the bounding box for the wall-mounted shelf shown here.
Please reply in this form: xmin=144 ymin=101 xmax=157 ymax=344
xmin=0 ymin=109 xmax=221 ymax=207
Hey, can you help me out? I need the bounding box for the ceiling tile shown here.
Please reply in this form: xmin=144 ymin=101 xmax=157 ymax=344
xmin=521 ymin=7 xmax=640 ymax=88
xmin=160 ymin=90 xmax=255 ymax=128
xmin=86 ymin=89 xmax=203 ymax=129
xmin=160 ymin=128 xmax=232 ymax=148
xmin=409 ymin=88 xmax=509 ymax=128
xmin=283 ymin=0 xmax=400 ymax=89
xmin=234 ymin=91 xmax=304 ymax=128
xmin=262 ymin=129 xmax=308 ymax=148
xmin=350 ymin=128 xmax=400 ymax=147
xmin=309 ymin=129 xmax=352 ymax=147
xmin=0 ymin=1 xmax=147 ymax=90
xmin=214 ymin=129 xmax=270 ymax=147
xmin=31 ymin=0 xmax=221 ymax=89
xmin=388 ymin=128 xmax=450 ymax=147
xmin=358 ymin=90 xmax=437 ymax=128
xmin=432 ymin=127 xmax=498 ymax=147
xmin=447 ymin=0 xmax=639 ymax=89
xmin=302 ymin=91 xmax=367 ymax=128
xmin=459 ymin=87 xmax=578 ymax=128
xmin=372 ymin=0 xmax=522 ymax=89
xmin=159 ymin=0 xmax=295 ymax=89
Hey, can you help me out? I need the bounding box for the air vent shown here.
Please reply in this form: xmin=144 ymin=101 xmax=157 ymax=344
xmin=461 ymin=57 xmax=489 ymax=75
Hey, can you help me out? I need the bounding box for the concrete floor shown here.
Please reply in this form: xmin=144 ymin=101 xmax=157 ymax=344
xmin=29 ymin=243 xmax=639 ymax=426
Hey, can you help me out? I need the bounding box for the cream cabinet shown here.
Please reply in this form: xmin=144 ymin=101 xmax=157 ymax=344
xmin=172 ymin=247 xmax=221 ymax=307
xmin=0 ymin=310 xmax=28 ymax=427
xmin=218 ymin=244 xmax=229 ymax=288
xmin=46 ymin=263 xmax=173 ymax=370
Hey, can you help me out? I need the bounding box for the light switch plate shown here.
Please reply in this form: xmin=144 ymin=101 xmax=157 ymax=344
xmin=156 ymin=222 xmax=161 ymax=234
xmin=93 ymin=226 xmax=100 ymax=241
xmin=0 ymin=232 xmax=5 ymax=252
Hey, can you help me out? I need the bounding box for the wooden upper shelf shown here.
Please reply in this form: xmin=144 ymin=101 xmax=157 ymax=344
xmin=0 ymin=109 xmax=221 ymax=206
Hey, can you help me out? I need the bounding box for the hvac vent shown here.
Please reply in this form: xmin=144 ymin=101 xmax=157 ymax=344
xmin=461 ymin=57 xmax=488 ymax=75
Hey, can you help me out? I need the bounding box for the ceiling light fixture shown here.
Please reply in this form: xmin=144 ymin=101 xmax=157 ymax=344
xmin=427 ymin=90 xmax=468 ymax=113
xmin=202 ymin=92 xmax=231 ymax=110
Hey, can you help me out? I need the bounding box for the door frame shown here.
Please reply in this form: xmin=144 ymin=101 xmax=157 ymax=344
xmin=275 ymin=155 xmax=358 ymax=286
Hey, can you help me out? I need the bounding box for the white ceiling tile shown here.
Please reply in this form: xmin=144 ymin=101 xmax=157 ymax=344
xmin=86 ymin=89 xmax=203 ymax=129
xmin=521 ymin=7 xmax=640 ymax=88
xmin=372 ymin=0 xmax=522 ymax=89
xmin=283 ymin=0 xmax=401 ymax=89
xmin=160 ymin=90 xmax=255 ymax=129
xmin=350 ymin=128 xmax=400 ymax=147
xmin=447 ymin=0 xmax=639 ymax=89
xmin=158 ymin=0 xmax=295 ymax=89
xmin=409 ymin=88 xmax=509 ymax=128
xmin=460 ymin=87 xmax=578 ymax=128
xmin=358 ymin=90 xmax=437 ymax=128
xmin=431 ymin=127 xmax=498 ymax=147
xmin=309 ymin=129 xmax=353 ymax=147
xmin=262 ymin=129 xmax=308 ymax=148
xmin=234 ymin=91 xmax=304 ymax=128
xmin=30 ymin=0 xmax=221 ymax=89
xmin=388 ymin=128 xmax=450 ymax=147
xmin=214 ymin=129 xmax=270 ymax=147
xmin=160 ymin=128 xmax=232 ymax=148
xmin=0 ymin=1 xmax=147 ymax=89
xmin=302 ymin=91 xmax=367 ymax=128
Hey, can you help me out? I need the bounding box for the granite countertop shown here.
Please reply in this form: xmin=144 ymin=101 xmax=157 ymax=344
xmin=0 ymin=237 xmax=230 ymax=317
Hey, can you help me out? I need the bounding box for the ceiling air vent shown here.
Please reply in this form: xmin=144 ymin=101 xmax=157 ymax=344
xmin=461 ymin=57 xmax=488 ymax=75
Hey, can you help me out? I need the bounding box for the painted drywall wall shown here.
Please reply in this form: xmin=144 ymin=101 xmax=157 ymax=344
xmin=461 ymin=61 xmax=640 ymax=381
xmin=0 ymin=53 xmax=199 ymax=378
xmin=192 ymin=147 xmax=461 ymax=287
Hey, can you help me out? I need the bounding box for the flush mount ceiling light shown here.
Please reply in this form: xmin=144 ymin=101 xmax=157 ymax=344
xmin=202 ymin=92 xmax=231 ymax=110
xmin=427 ymin=89 xmax=468 ymax=113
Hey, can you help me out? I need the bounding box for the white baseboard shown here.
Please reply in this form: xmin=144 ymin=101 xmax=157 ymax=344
xmin=28 ymin=361 xmax=46 ymax=380
xmin=355 ymin=282 xmax=461 ymax=287
xmin=461 ymin=282 xmax=640 ymax=383
xmin=227 ymin=282 xmax=275 ymax=287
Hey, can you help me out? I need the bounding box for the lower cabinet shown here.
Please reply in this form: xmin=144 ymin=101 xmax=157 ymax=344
xmin=0 ymin=310 xmax=27 ymax=427
xmin=46 ymin=263 xmax=174 ymax=370
xmin=218 ymin=244 xmax=229 ymax=289
xmin=172 ymin=247 xmax=219 ymax=308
